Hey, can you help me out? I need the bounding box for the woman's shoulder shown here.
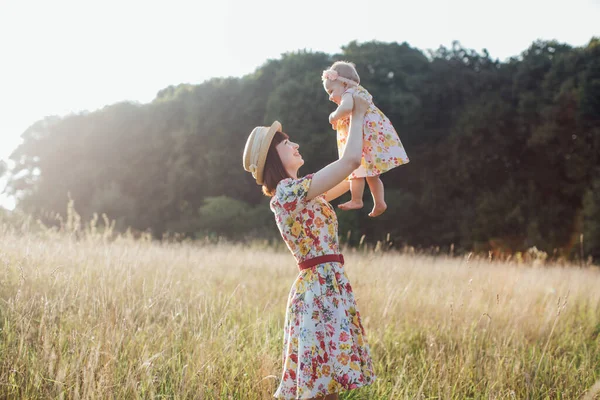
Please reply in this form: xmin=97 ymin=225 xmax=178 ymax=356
xmin=270 ymin=174 xmax=315 ymax=209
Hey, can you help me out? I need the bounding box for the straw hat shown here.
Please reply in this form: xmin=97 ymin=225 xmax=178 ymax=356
xmin=243 ymin=120 xmax=282 ymax=185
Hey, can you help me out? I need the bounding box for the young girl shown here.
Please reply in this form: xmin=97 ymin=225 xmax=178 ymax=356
xmin=322 ymin=61 xmax=409 ymax=217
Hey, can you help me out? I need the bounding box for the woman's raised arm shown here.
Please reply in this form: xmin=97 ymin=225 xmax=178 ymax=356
xmin=306 ymin=94 xmax=369 ymax=201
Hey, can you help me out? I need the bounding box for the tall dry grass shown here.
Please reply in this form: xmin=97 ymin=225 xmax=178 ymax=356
xmin=0 ymin=217 xmax=599 ymax=399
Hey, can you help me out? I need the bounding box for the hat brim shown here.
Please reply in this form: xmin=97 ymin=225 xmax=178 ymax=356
xmin=243 ymin=120 xmax=282 ymax=185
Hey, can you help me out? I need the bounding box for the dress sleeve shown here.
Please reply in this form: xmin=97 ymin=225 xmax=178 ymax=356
xmin=342 ymin=87 xmax=356 ymax=97
xmin=356 ymin=87 xmax=373 ymax=102
xmin=273 ymin=174 xmax=314 ymax=213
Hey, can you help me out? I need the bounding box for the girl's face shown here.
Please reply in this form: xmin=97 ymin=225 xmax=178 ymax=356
xmin=323 ymin=79 xmax=346 ymax=104
xmin=276 ymin=137 xmax=304 ymax=177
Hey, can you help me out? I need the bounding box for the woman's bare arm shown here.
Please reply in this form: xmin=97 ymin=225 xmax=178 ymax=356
xmin=324 ymin=180 xmax=350 ymax=202
xmin=306 ymin=94 xmax=368 ymax=201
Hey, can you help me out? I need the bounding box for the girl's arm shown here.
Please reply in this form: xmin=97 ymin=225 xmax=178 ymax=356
xmin=306 ymin=94 xmax=368 ymax=201
xmin=329 ymin=92 xmax=354 ymax=124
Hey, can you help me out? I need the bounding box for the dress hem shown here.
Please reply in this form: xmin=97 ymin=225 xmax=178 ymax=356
xmin=273 ymin=376 xmax=376 ymax=400
xmin=349 ymin=158 xmax=410 ymax=179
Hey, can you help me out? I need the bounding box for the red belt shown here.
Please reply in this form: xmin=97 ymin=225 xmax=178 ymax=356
xmin=298 ymin=254 xmax=345 ymax=271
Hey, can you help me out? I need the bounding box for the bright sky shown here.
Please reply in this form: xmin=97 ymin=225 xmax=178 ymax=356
xmin=1 ymin=0 xmax=598 ymax=209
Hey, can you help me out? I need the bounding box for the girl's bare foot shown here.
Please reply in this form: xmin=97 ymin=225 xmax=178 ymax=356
xmin=338 ymin=199 xmax=364 ymax=210
xmin=368 ymin=201 xmax=387 ymax=217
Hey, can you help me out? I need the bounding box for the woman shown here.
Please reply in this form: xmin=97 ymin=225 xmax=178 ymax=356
xmin=242 ymin=94 xmax=376 ymax=399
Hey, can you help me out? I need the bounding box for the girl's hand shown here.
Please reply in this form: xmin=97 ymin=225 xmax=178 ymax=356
xmin=352 ymin=94 xmax=369 ymax=117
xmin=329 ymin=112 xmax=337 ymax=130
xmin=328 ymin=112 xmax=336 ymax=124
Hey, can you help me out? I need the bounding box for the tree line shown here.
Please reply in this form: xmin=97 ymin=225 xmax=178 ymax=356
xmin=2 ymin=39 xmax=599 ymax=259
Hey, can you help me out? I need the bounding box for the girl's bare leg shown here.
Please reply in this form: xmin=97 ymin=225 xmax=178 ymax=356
xmin=366 ymin=175 xmax=387 ymax=217
xmin=338 ymin=178 xmax=365 ymax=210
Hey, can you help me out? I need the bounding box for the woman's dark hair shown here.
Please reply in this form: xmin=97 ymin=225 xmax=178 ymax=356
xmin=262 ymin=131 xmax=291 ymax=196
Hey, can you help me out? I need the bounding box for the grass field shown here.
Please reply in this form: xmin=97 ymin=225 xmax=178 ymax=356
xmin=1 ymin=222 xmax=599 ymax=399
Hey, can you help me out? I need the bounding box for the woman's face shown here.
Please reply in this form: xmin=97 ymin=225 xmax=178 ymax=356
xmin=276 ymin=137 xmax=304 ymax=177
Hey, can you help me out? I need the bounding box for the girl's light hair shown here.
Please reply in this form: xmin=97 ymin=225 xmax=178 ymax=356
xmin=329 ymin=61 xmax=360 ymax=85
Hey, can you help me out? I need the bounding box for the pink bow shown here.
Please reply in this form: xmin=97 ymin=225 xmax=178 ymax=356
xmin=322 ymin=69 xmax=339 ymax=81
xmin=321 ymin=69 xmax=358 ymax=86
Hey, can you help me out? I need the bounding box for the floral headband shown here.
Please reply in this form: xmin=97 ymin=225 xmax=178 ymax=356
xmin=321 ymin=69 xmax=358 ymax=86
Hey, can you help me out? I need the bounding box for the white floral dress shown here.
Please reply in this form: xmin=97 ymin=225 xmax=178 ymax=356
xmin=270 ymin=174 xmax=376 ymax=399
xmin=335 ymin=85 xmax=410 ymax=179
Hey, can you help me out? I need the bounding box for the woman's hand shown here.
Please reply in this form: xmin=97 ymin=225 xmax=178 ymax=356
xmin=306 ymin=95 xmax=366 ymax=201
xmin=352 ymin=94 xmax=369 ymax=117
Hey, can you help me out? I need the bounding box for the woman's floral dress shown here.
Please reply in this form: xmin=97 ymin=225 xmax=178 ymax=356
xmin=335 ymin=85 xmax=409 ymax=179
xmin=270 ymin=174 xmax=376 ymax=399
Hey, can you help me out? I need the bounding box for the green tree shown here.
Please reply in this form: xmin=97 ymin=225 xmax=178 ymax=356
xmin=3 ymin=40 xmax=599 ymax=259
